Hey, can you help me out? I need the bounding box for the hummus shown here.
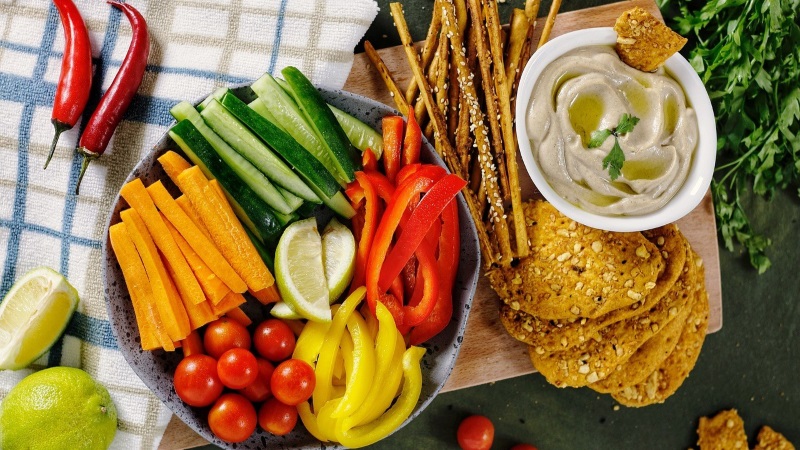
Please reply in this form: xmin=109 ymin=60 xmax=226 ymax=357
xmin=526 ymin=46 xmax=697 ymax=215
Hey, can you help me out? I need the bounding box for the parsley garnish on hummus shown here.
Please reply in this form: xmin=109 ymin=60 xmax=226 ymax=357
xmin=589 ymin=113 xmax=640 ymax=181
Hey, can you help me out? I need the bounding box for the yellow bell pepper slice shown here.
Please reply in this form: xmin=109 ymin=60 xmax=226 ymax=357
xmin=313 ymin=287 xmax=364 ymax=410
xmin=331 ymin=311 xmax=376 ymax=419
xmin=334 ymin=346 xmax=426 ymax=448
xmin=293 ymin=318 xmax=331 ymax=365
xmin=315 ymin=397 xmax=343 ymax=442
xmin=297 ymin=401 xmax=328 ymax=442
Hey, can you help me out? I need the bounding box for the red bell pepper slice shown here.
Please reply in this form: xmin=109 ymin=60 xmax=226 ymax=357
xmin=378 ymin=174 xmax=466 ymax=292
xmin=350 ymin=172 xmax=380 ymax=293
xmin=362 ymin=147 xmax=378 ymax=171
xmin=401 ymin=113 xmax=422 ymax=167
xmin=402 ymin=243 xmax=439 ymax=327
xmin=382 ymin=116 xmax=404 ymax=184
xmin=396 ymin=163 xmax=446 ymax=188
xmin=409 ymin=200 xmax=460 ymax=345
xmin=366 ymin=174 xmax=437 ymax=320
xmin=362 ymin=171 xmax=395 ymax=204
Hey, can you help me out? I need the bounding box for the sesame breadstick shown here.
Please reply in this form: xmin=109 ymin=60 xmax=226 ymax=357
xmin=363 ymin=41 xmax=410 ymax=117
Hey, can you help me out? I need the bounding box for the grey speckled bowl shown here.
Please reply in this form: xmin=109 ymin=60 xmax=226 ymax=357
xmin=102 ymin=86 xmax=481 ymax=449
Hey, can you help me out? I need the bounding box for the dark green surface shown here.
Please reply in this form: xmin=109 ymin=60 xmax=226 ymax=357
xmin=202 ymin=1 xmax=800 ymax=448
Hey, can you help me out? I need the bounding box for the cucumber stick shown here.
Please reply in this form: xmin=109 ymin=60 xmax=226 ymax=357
xmin=200 ymin=99 xmax=320 ymax=203
xmin=170 ymin=101 xmax=296 ymax=215
xmin=281 ymin=66 xmax=359 ymax=183
xmin=168 ymin=119 xmax=284 ymax=246
xmin=219 ymin=91 xmax=340 ymax=198
xmin=329 ymin=105 xmax=383 ymax=159
xmin=250 ymin=73 xmax=347 ymax=187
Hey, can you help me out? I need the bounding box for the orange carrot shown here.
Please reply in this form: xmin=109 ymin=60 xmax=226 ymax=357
xmin=147 ymin=181 xmax=247 ymax=294
xmin=282 ymin=319 xmax=306 ymax=337
xmin=161 ymin=252 xmax=217 ymax=330
xmin=224 ymin=306 xmax=252 ymax=327
xmin=177 ymin=166 xmax=273 ymax=292
xmin=210 ymin=291 xmax=247 ymax=317
xmin=162 ymin=216 xmax=231 ymax=305
xmin=178 ymin=330 xmax=204 ymax=357
xmin=120 ymin=208 xmax=191 ymax=342
xmin=158 ymin=150 xmax=192 ymax=185
xmin=120 ymin=178 xmax=205 ymax=305
xmin=249 ymin=285 xmax=281 ymax=305
xmin=108 ymin=222 xmax=174 ymax=351
xmin=176 ymin=195 xmax=211 ymax=238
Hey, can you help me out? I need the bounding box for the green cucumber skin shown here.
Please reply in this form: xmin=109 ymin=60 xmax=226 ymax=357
xmin=168 ymin=119 xmax=283 ymax=246
xmin=201 ymin=99 xmax=320 ymax=203
xmin=328 ymin=104 xmax=384 ymax=159
xmin=170 ymin=101 xmax=296 ymax=215
xmin=250 ymin=74 xmax=346 ymax=186
xmin=219 ymin=91 xmax=340 ymax=199
xmin=281 ymin=66 xmax=359 ymax=182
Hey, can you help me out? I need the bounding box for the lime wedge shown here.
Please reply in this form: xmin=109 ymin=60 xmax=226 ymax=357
xmin=321 ymin=218 xmax=355 ymax=303
xmin=274 ymin=218 xmax=331 ymax=322
xmin=269 ymin=301 xmax=303 ymax=320
xmin=0 ymin=267 xmax=80 ymax=370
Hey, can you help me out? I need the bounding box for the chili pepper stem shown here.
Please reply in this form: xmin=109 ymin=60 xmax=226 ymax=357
xmin=44 ymin=120 xmax=71 ymax=170
xmin=75 ymin=148 xmax=98 ymax=194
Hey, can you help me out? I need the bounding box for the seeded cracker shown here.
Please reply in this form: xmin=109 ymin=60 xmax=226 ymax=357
xmin=612 ymin=251 xmax=709 ymax=406
xmin=754 ymin=426 xmax=796 ymax=450
xmin=500 ymin=224 xmax=687 ymax=353
xmin=695 ymin=409 xmax=749 ymax=450
xmin=614 ymin=7 xmax=687 ymax=72
xmin=487 ymin=200 xmax=664 ymax=320
xmin=528 ymin=246 xmax=696 ymax=388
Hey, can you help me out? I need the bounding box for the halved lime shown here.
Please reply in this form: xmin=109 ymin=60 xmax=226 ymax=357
xmin=321 ymin=218 xmax=356 ymax=303
xmin=274 ymin=218 xmax=331 ymax=322
xmin=269 ymin=301 xmax=303 ymax=320
xmin=0 ymin=267 xmax=80 ymax=370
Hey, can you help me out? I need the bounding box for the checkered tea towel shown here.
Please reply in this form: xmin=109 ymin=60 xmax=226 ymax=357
xmin=0 ymin=0 xmax=378 ymax=448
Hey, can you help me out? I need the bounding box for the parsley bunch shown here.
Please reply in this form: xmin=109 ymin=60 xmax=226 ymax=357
xmin=659 ymin=0 xmax=800 ymax=273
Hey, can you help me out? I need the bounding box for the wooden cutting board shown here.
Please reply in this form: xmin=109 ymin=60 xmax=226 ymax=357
xmin=160 ymin=0 xmax=723 ymax=447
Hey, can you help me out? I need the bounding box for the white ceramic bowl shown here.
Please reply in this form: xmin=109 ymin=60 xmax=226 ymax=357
xmin=515 ymin=27 xmax=716 ymax=232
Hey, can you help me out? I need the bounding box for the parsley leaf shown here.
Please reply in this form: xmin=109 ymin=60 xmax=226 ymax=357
xmin=588 ymin=114 xmax=640 ymax=180
xmin=602 ymin=139 xmax=626 ymax=181
xmin=658 ymin=0 xmax=799 ymax=272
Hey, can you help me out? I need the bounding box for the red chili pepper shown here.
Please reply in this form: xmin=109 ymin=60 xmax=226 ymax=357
xmin=366 ymin=173 xmax=436 ymax=323
xmin=349 ymin=172 xmax=380 ymax=293
xmin=401 ymin=113 xmax=422 ymax=167
xmin=75 ymin=0 xmax=149 ymax=193
xmin=409 ymin=200 xmax=459 ymax=345
xmin=45 ymin=0 xmax=93 ymax=169
xmin=378 ymin=174 xmax=466 ymax=291
xmin=362 ymin=147 xmax=378 ymax=171
xmin=381 ymin=116 xmax=404 ymax=184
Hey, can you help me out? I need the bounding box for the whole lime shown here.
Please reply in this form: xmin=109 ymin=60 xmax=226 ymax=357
xmin=0 ymin=367 xmax=117 ymax=449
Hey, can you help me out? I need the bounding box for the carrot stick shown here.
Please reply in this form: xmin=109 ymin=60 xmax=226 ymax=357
xmin=176 ymin=195 xmax=211 ymax=238
xmin=211 ymin=291 xmax=247 ymax=317
xmin=161 ymin=252 xmax=217 ymax=330
xmin=147 ymin=180 xmax=247 ymax=294
xmin=224 ymin=306 xmax=252 ymax=327
xmin=162 ymin=215 xmax=231 ymax=305
xmin=120 ymin=178 xmax=206 ymax=305
xmin=120 ymin=208 xmax=191 ymax=342
xmin=249 ymin=285 xmax=281 ymax=305
xmin=178 ymin=330 xmax=204 ymax=357
xmin=158 ymin=150 xmax=192 ymax=185
xmin=109 ymin=222 xmax=174 ymax=351
xmin=177 ymin=167 xmax=274 ymax=292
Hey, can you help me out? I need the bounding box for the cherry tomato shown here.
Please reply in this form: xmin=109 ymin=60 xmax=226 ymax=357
xmin=173 ymin=354 xmax=223 ymax=407
xmin=258 ymin=397 xmax=298 ymax=436
xmin=510 ymin=444 xmax=538 ymax=450
xmin=239 ymin=358 xmax=275 ymax=402
xmin=456 ymin=415 xmax=494 ymax=450
xmin=217 ymin=348 xmax=259 ymax=389
xmin=208 ymin=393 xmax=257 ymax=443
xmin=203 ymin=318 xmax=251 ymax=359
xmin=253 ymin=319 xmax=296 ymax=362
xmin=270 ymin=358 xmax=315 ymax=406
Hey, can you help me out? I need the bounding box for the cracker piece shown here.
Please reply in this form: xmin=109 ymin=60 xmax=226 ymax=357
xmin=694 ymin=409 xmax=749 ymax=450
xmin=614 ymin=7 xmax=687 ymax=72
xmin=527 ymin=250 xmax=697 ymax=388
xmin=508 ymin=224 xmax=687 ymax=352
xmin=612 ymin=251 xmax=709 ymax=406
xmin=754 ymin=426 xmax=796 ymax=450
xmin=488 ymin=200 xmax=664 ymax=320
